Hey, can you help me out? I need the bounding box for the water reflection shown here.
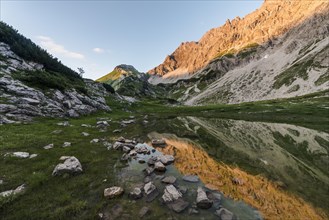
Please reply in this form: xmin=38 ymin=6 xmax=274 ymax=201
xmin=148 ymin=117 xmax=328 ymax=220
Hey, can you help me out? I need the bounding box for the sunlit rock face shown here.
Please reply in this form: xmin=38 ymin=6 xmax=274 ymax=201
xmin=148 ymin=0 xmax=328 ymax=80
xmin=150 ymin=123 xmax=328 ymax=220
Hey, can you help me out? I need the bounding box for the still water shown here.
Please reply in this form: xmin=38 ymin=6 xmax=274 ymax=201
xmin=117 ymin=116 xmax=328 ymax=220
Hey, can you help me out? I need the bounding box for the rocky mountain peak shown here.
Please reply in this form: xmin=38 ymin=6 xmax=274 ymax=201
xmin=148 ymin=0 xmax=329 ymax=83
xmin=113 ymin=64 xmax=138 ymax=74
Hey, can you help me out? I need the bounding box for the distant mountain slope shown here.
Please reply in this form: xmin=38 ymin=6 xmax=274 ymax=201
xmin=148 ymin=0 xmax=328 ymax=84
xmin=97 ymin=64 xmax=164 ymax=97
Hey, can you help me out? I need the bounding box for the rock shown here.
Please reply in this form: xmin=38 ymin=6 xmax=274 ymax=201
xmin=29 ymin=154 xmax=37 ymax=159
xmin=117 ymin=136 xmax=126 ymax=143
xmin=52 ymin=156 xmax=83 ymax=176
xmin=144 ymin=176 xmax=152 ymax=183
xmin=188 ymin=208 xmax=199 ymax=215
xmin=121 ymin=153 xmax=130 ymax=161
xmin=179 ymin=186 xmax=188 ymax=194
xmin=136 ymin=145 xmax=150 ymax=154
xmin=146 ymin=188 xmax=159 ymax=202
xmin=113 ymin=129 xmax=122 ymax=133
xmin=81 ymin=124 xmax=91 ymax=127
xmin=159 ymin=155 xmax=175 ymax=165
xmin=138 ymin=159 xmax=146 ymax=164
xmin=121 ymin=119 xmax=135 ymax=124
xmin=151 ymin=139 xmax=166 ymax=147
xmin=167 ymin=198 xmax=189 ymax=213
xmin=57 ymin=121 xmax=70 ymax=126
xmin=183 ymin=175 xmax=199 ymax=183
xmin=0 ymin=180 xmax=3 ymax=185
xmin=43 ymin=143 xmax=54 ymax=150
xmin=143 ymin=167 xmax=154 ymax=176
xmin=90 ymin=139 xmax=99 ymax=144
xmin=97 ymin=121 xmax=109 ymax=126
xmin=129 ymin=187 xmax=143 ymax=200
xmin=154 ymin=161 xmax=166 ymax=172
xmin=113 ymin=141 xmax=124 ymax=150
xmin=111 ymin=204 xmax=123 ymax=217
xmin=162 ymin=176 xmax=177 ymax=184
xmin=232 ymin=177 xmax=244 ymax=185
xmin=128 ymin=150 xmax=136 ymax=157
xmin=67 ymin=109 xmax=79 ymax=117
xmin=103 ymin=141 xmax=112 ymax=150
xmin=144 ymin=182 xmax=156 ymax=195
xmin=123 ymin=146 xmax=131 ymax=153
xmin=51 ymin=130 xmax=62 ymax=134
xmin=162 ymin=185 xmax=182 ymax=203
xmin=62 ymin=142 xmax=71 ymax=147
xmin=81 ymin=132 xmax=90 ymax=136
xmin=59 ymin=156 xmax=71 ymax=160
xmin=139 ymin=206 xmax=150 ymax=218
xmin=12 ymin=152 xmax=29 ymax=158
xmin=196 ymin=187 xmax=213 ymax=209
xmin=147 ymin=156 xmax=158 ymax=165
xmin=207 ymin=191 xmax=222 ymax=209
xmin=0 ymin=184 xmax=26 ymax=197
xmin=104 ymin=186 xmax=124 ymax=199
xmin=215 ymin=208 xmax=234 ymax=220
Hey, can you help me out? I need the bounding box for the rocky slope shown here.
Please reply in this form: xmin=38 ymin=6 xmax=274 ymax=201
xmin=0 ymin=42 xmax=111 ymax=124
xmin=148 ymin=0 xmax=328 ymax=84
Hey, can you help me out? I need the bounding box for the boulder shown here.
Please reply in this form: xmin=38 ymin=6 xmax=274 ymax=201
xmin=161 ymin=176 xmax=177 ymax=184
xmin=62 ymin=142 xmax=71 ymax=147
xmin=159 ymin=155 xmax=175 ymax=165
xmin=183 ymin=175 xmax=199 ymax=183
xmin=162 ymin=185 xmax=182 ymax=203
xmin=167 ymin=198 xmax=189 ymax=213
xmin=12 ymin=152 xmax=29 ymax=158
xmin=144 ymin=182 xmax=156 ymax=195
xmin=147 ymin=156 xmax=158 ymax=165
xmin=129 ymin=187 xmax=143 ymax=200
xmin=129 ymin=150 xmax=137 ymax=157
xmin=0 ymin=184 xmax=26 ymax=197
xmin=196 ymin=187 xmax=213 ymax=209
xmin=90 ymin=139 xmax=99 ymax=144
xmin=154 ymin=161 xmax=166 ymax=172
xmin=113 ymin=141 xmax=124 ymax=150
xmin=215 ymin=208 xmax=234 ymax=220
xmin=52 ymin=156 xmax=83 ymax=176
xmin=104 ymin=186 xmax=124 ymax=199
xmin=151 ymin=139 xmax=166 ymax=147
xmin=43 ymin=143 xmax=54 ymax=150
xmin=136 ymin=145 xmax=150 ymax=154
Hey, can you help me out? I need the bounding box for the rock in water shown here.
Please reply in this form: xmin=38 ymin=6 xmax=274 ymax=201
xmin=162 ymin=185 xmax=182 ymax=203
xmin=104 ymin=186 xmax=124 ymax=199
xmin=159 ymin=155 xmax=175 ymax=165
xmin=154 ymin=161 xmax=166 ymax=172
xmin=167 ymin=198 xmax=189 ymax=213
xmin=162 ymin=176 xmax=177 ymax=184
xmin=129 ymin=187 xmax=143 ymax=200
xmin=183 ymin=175 xmax=199 ymax=183
xmin=52 ymin=156 xmax=83 ymax=176
xmin=196 ymin=187 xmax=213 ymax=209
xmin=215 ymin=208 xmax=234 ymax=220
xmin=144 ymin=182 xmax=156 ymax=195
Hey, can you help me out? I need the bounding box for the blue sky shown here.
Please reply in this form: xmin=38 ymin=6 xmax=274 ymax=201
xmin=0 ymin=1 xmax=262 ymax=79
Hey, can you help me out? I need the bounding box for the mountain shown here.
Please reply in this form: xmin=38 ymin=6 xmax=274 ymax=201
xmin=0 ymin=22 xmax=112 ymax=124
xmin=97 ymin=64 xmax=164 ymax=97
xmin=148 ymin=0 xmax=328 ymax=85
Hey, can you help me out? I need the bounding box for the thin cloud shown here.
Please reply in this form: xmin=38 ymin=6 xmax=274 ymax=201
xmin=93 ymin=47 xmax=105 ymax=53
xmin=37 ymin=35 xmax=85 ymax=59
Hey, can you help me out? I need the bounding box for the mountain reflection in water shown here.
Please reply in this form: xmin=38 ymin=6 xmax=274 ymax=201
xmin=148 ymin=117 xmax=328 ymax=220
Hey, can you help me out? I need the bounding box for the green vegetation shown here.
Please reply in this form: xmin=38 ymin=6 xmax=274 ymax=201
xmin=287 ymin=84 xmax=300 ymax=93
xmin=273 ymin=59 xmax=313 ymax=89
xmin=96 ymin=70 xmax=122 ymax=83
xmin=11 ymin=70 xmax=87 ymax=94
xmin=0 ymin=22 xmax=80 ymax=79
xmin=315 ymin=72 xmax=329 ymax=86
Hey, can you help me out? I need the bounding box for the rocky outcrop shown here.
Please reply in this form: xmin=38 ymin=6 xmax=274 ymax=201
xmin=148 ymin=0 xmax=328 ymax=84
xmin=0 ymin=42 xmax=111 ymax=124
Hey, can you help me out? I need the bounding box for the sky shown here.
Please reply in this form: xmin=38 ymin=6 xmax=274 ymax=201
xmin=0 ymin=0 xmax=263 ymax=80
